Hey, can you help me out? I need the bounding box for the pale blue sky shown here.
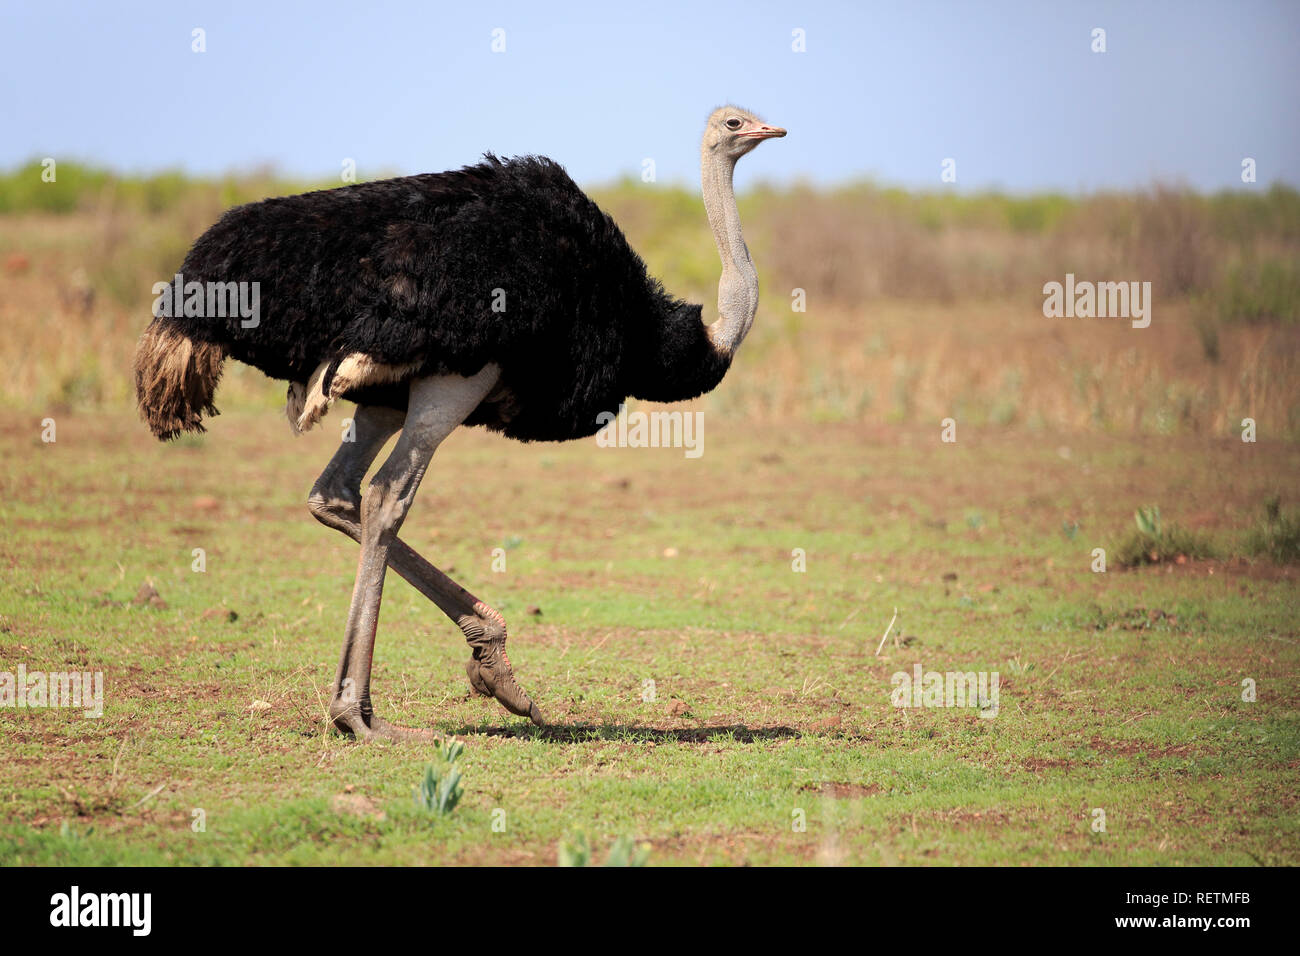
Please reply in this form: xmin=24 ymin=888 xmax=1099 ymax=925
xmin=2 ymin=0 xmax=1297 ymax=192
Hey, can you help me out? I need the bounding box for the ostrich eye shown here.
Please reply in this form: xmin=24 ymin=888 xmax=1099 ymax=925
xmin=725 ymin=117 xmax=742 ymax=130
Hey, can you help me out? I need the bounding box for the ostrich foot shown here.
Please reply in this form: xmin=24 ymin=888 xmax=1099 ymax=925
xmin=461 ymin=607 xmax=545 ymax=726
xmin=328 ymin=700 xmax=440 ymax=743
xmin=466 ymin=649 xmax=545 ymax=726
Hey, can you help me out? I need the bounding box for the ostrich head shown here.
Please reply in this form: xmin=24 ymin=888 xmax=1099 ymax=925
xmin=700 ymin=105 xmax=785 ymax=357
xmin=702 ymin=106 xmax=787 ymax=160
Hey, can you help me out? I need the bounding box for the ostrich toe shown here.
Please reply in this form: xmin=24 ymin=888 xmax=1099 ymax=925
xmin=466 ymin=646 xmax=545 ymax=726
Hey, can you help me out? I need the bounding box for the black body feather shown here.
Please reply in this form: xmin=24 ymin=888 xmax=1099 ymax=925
xmin=162 ymin=155 xmax=730 ymax=441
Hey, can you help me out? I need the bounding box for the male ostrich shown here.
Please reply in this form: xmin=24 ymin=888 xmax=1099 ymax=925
xmin=134 ymin=106 xmax=785 ymax=740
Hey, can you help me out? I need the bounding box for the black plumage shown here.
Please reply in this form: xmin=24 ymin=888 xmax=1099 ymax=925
xmin=150 ymin=155 xmax=730 ymax=442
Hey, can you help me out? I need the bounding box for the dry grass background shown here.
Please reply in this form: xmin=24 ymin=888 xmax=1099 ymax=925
xmin=0 ymin=162 xmax=1296 ymax=438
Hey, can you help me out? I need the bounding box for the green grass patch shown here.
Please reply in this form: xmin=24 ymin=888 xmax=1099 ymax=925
xmin=1245 ymin=498 xmax=1300 ymax=564
xmin=1113 ymin=506 xmax=1219 ymax=567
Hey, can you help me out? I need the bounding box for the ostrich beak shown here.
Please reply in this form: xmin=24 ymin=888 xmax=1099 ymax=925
xmin=745 ymin=124 xmax=787 ymax=139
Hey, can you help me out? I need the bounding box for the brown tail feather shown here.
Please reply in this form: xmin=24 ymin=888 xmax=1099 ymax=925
xmin=133 ymin=320 xmax=227 ymax=440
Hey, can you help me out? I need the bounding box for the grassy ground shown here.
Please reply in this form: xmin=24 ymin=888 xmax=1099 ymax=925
xmin=1 ymin=402 xmax=1296 ymax=865
xmin=1 ymin=168 xmax=1296 ymax=865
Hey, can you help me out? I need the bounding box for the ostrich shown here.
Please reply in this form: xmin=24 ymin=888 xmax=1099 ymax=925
xmin=134 ymin=106 xmax=785 ymax=740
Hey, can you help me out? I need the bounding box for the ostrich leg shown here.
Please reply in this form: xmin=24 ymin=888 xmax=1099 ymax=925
xmin=315 ymin=372 xmax=543 ymax=740
xmin=312 ymin=406 xmax=544 ymax=729
xmin=327 ymin=366 xmax=498 ymax=740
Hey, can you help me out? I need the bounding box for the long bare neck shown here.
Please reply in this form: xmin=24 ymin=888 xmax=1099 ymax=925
xmin=701 ymin=145 xmax=758 ymax=357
